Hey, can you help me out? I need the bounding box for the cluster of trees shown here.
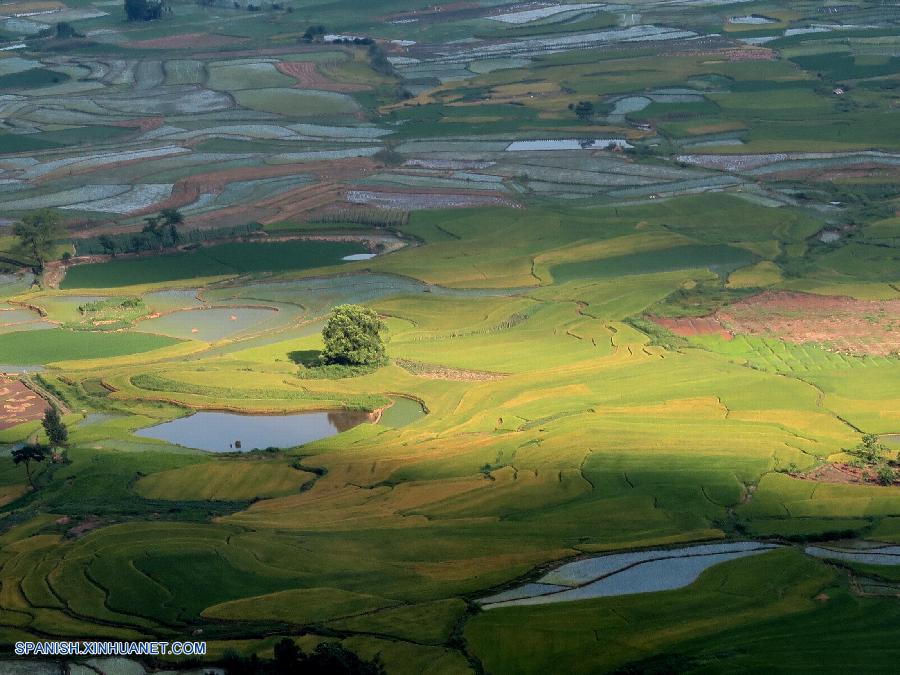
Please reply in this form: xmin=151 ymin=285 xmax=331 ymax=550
xmin=222 ymin=638 xmax=384 ymax=674
xmin=367 ymin=42 xmax=394 ymax=77
xmin=302 ymin=25 xmax=327 ymax=42
xmin=11 ymin=207 xmax=186 ymax=278
xmin=13 ymin=208 xmax=65 ymax=275
xmin=138 ymin=207 xmax=184 ymax=250
xmin=124 ymin=0 xmax=166 ymax=21
xmin=11 ymin=405 xmax=68 ymax=490
xmin=79 ymin=221 xmax=261 ymax=257
xmin=35 ymin=21 xmax=83 ymax=38
xmin=846 ymin=433 xmax=896 ymax=485
xmin=54 ymin=21 xmax=83 ymax=38
xmin=568 ymin=100 xmax=595 ymax=122
xmin=96 ymin=208 xmax=184 ymax=256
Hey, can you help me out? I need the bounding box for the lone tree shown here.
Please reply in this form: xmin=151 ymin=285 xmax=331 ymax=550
xmin=322 ymin=304 xmax=386 ymax=366
xmin=124 ymin=0 xmax=164 ymax=21
xmin=160 ymin=208 xmax=183 ymax=246
xmin=849 ymin=433 xmax=889 ymax=464
xmin=13 ymin=209 xmax=65 ymax=274
xmin=271 ymin=638 xmax=384 ymax=674
xmin=42 ymin=406 xmax=68 ymax=449
xmin=570 ymin=100 xmax=595 ymax=122
xmin=142 ymin=209 xmax=183 ymax=250
xmin=12 ymin=444 xmax=48 ymax=490
xmin=302 ymin=24 xmax=326 ymax=42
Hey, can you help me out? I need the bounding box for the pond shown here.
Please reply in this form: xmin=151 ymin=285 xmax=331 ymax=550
xmin=479 ymin=542 xmax=780 ymax=609
xmin=135 ymin=410 xmax=372 ymax=453
xmin=607 ymin=96 xmax=650 ymax=123
xmin=378 ymin=396 xmax=426 ymax=427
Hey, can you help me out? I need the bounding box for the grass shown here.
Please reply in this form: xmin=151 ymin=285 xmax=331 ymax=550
xmin=60 ymin=241 xmax=366 ymax=289
xmin=0 ymin=329 xmax=180 ymax=365
xmin=233 ymin=88 xmax=360 ymax=117
xmin=327 ymin=598 xmax=467 ymax=645
xmin=550 ymin=245 xmax=756 ymax=284
xmin=466 ymin=549 xmax=837 ymax=674
xmin=0 ymin=68 xmax=69 ymax=89
xmin=134 ymin=459 xmax=315 ymax=501
xmin=202 ymin=587 xmax=395 ymax=625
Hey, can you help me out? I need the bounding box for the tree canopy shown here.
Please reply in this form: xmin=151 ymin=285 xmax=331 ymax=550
xmin=572 ymin=100 xmax=595 ymax=122
xmin=42 ymin=406 xmax=68 ymax=448
xmin=124 ymin=0 xmax=164 ymax=21
xmin=11 ymin=444 xmax=48 ymax=489
xmin=321 ymin=304 xmax=386 ymax=366
xmin=13 ymin=209 xmax=65 ymax=274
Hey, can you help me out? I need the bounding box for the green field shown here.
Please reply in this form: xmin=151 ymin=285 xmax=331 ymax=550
xmin=61 ymin=240 xmax=366 ymax=288
xmin=0 ymin=329 xmax=181 ymax=365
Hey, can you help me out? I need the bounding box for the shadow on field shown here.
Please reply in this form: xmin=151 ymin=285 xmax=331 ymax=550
xmin=288 ymin=349 xmax=322 ymax=366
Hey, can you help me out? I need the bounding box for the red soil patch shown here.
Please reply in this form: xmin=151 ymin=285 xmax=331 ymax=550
xmin=802 ymin=463 xmax=897 ymax=487
xmin=0 ymin=378 xmax=50 ymax=431
xmin=110 ymin=117 xmax=164 ymax=133
xmin=673 ymin=47 xmax=776 ymax=61
xmin=129 ymin=32 xmax=247 ymax=50
xmin=275 ymin=61 xmax=370 ymax=92
xmin=653 ymin=316 xmax=732 ymax=340
xmin=717 ymin=291 xmax=900 ymax=356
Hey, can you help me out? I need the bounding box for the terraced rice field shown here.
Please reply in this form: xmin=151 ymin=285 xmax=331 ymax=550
xmin=0 ymin=0 xmax=899 ymax=672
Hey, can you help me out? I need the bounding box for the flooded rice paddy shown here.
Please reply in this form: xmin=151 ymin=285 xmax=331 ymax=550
xmin=806 ymin=545 xmax=900 ymax=566
xmin=136 ymin=306 xmax=280 ymax=341
xmin=479 ymin=542 xmax=780 ymax=608
xmin=480 ymin=538 xmax=900 ymax=609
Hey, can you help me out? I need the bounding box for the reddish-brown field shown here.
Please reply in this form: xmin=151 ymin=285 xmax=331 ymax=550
xmin=652 ymin=291 xmax=900 ymax=355
xmin=110 ymin=117 xmax=164 ymax=133
xmin=671 ymin=47 xmax=776 ymax=61
xmin=0 ymin=378 xmax=49 ymax=431
xmin=653 ymin=316 xmax=733 ymax=340
xmin=275 ymin=61 xmax=370 ymax=92
xmin=719 ymin=291 xmax=900 ymax=356
xmin=803 ymin=463 xmax=898 ymax=487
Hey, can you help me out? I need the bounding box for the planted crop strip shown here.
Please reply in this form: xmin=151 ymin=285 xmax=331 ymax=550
xmin=129 ymin=373 xmax=387 ymax=410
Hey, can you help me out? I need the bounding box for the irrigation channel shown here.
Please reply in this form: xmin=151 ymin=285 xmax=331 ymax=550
xmin=479 ymin=541 xmax=900 ymax=608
